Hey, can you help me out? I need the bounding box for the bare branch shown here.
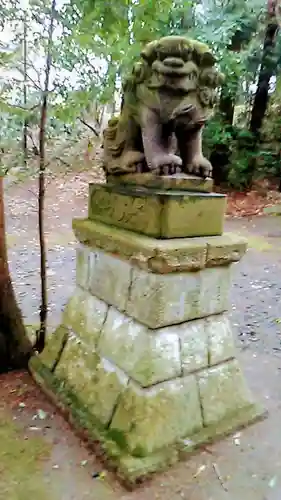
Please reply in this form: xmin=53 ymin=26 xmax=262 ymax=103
xmin=78 ymin=117 xmax=99 ymax=137
xmin=10 ymin=103 xmax=39 ymax=112
xmin=45 ymin=156 xmax=71 ymax=169
xmin=16 ymin=70 xmax=43 ymax=91
xmin=27 ymin=131 xmax=39 ymax=156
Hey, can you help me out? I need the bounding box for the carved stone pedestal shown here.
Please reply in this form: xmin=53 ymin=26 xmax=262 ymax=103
xmin=30 ymin=183 xmax=265 ymax=483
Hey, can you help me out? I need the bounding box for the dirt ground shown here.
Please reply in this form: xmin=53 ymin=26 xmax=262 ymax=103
xmin=2 ymin=170 xmax=281 ymax=499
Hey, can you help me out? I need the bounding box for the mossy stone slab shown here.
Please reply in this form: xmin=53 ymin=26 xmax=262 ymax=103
xmin=126 ymin=265 xmax=231 ymax=328
xmin=197 ymin=359 xmax=255 ymax=427
xmin=107 ymin=173 xmax=214 ymax=193
xmin=109 ymin=376 xmax=203 ymax=456
xmin=39 ymin=324 xmax=69 ymax=371
xmin=62 ymin=287 xmax=108 ymax=348
xmin=55 ymin=333 xmax=129 ymax=427
xmin=98 ymin=307 xmax=181 ymax=387
xmin=88 ymin=183 xmax=226 ymax=238
xmin=73 ymin=219 xmax=247 ymax=273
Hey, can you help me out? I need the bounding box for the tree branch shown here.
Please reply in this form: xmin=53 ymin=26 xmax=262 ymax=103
xmin=46 ymin=156 xmax=71 ymax=169
xmin=15 ymin=68 xmax=43 ymax=91
xmin=78 ymin=117 xmax=99 ymax=137
xmin=27 ymin=130 xmax=39 ymax=156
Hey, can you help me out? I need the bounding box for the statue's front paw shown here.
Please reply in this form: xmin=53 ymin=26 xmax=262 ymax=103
xmin=151 ymin=153 xmax=182 ymax=175
xmin=189 ymin=156 xmax=212 ymax=178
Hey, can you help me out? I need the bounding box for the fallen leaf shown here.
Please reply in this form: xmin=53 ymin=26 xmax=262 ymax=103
xmin=37 ymin=409 xmax=48 ymax=420
xmin=193 ymin=465 xmax=206 ymax=478
xmin=269 ymin=476 xmax=277 ymax=488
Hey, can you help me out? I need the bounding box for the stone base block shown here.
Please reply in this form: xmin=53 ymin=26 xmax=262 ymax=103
xmin=73 ymin=243 xmax=234 ymax=329
xmin=29 ymin=292 xmax=265 ymax=483
xmin=88 ymin=183 xmax=226 ymax=238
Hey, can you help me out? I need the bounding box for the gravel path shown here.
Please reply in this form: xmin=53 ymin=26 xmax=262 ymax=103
xmin=228 ymin=217 xmax=281 ymax=355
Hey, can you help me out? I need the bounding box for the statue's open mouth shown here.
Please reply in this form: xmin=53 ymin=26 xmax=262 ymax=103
xmin=152 ymin=59 xmax=196 ymax=77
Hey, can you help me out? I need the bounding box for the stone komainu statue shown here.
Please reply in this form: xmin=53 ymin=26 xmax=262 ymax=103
xmin=102 ymin=36 xmax=224 ymax=179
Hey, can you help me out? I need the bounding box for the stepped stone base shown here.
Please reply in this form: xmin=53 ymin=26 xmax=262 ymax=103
xmin=30 ymin=300 xmax=263 ymax=482
xmin=29 ymin=219 xmax=265 ymax=483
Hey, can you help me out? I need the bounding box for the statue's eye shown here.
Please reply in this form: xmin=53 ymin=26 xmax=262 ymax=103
xmin=158 ymin=52 xmax=166 ymax=61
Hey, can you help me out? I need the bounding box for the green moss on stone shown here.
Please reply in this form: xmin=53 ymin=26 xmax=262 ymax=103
xmin=107 ymin=428 xmax=129 ymax=452
xmin=29 ymin=355 xmax=266 ymax=484
xmin=30 ymin=356 xmax=107 ymax=436
xmin=39 ymin=324 xmax=69 ymax=371
xmin=88 ymin=183 xmax=226 ymax=238
xmin=62 ymin=288 xmax=107 ymax=349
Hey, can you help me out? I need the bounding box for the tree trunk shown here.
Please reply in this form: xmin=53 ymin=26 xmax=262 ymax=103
xmin=35 ymin=0 xmax=56 ymax=353
xmin=213 ymin=35 xmax=244 ymax=185
xmin=219 ymin=26 xmax=251 ymax=125
xmin=219 ymin=87 xmax=237 ymax=126
xmin=250 ymin=21 xmax=279 ymax=136
xmin=210 ymin=145 xmax=232 ymax=186
xmin=0 ymin=176 xmax=32 ymax=372
xmin=23 ymin=14 xmax=28 ymax=168
xmin=246 ymin=18 xmax=279 ymax=188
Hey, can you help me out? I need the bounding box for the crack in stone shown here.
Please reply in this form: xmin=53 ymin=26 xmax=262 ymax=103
xmin=206 ymin=317 xmax=211 ymax=367
xmin=51 ymin=331 xmax=69 ymax=373
xmin=159 ymin=195 xmax=166 ymax=238
xmin=195 ymin=373 xmax=205 ymax=428
xmin=105 ymin=376 xmax=130 ymax=431
xmin=125 ymin=265 xmax=134 ymax=311
xmin=96 ymin=304 xmax=110 ymax=348
xmin=87 ymin=248 xmax=97 ymax=294
xmin=178 ymin=334 xmax=184 ymax=377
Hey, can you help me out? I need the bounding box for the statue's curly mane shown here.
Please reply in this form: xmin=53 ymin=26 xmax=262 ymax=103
xmin=120 ymin=36 xmax=223 ymax=110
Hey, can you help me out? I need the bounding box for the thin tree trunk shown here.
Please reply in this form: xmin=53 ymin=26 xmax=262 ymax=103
xmin=35 ymin=0 xmax=56 ymax=353
xmin=0 ymin=176 xmax=32 ymax=372
xmin=23 ymin=15 xmax=28 ymax=168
